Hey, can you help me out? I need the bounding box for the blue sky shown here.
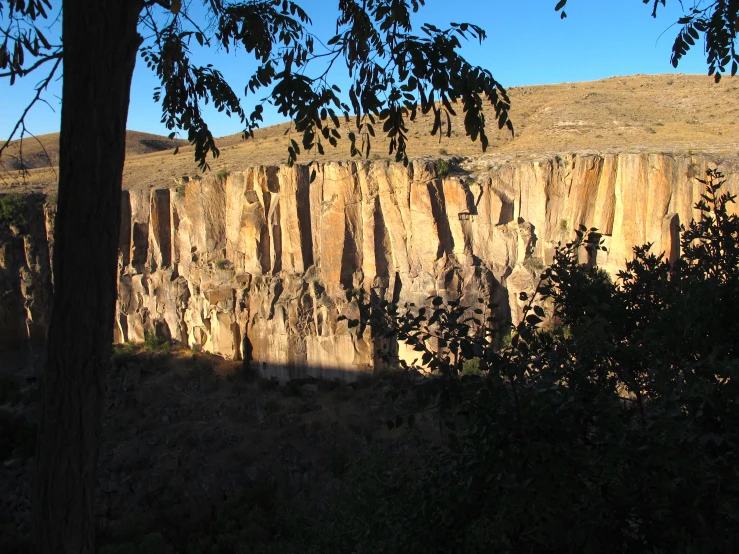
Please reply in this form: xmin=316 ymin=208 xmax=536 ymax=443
xmin=0 ymin=0 xmax=710 ymax=139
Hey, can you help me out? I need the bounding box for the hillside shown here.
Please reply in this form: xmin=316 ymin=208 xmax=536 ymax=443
xmin=0 ymin=130 xmax=188 ymax=173
xmin=1 ymin=73 xmax=737 ymax=192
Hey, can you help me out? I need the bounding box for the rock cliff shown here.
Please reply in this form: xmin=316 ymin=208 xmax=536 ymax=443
xmin=1 ymin=153 xmax=737 ymax=379
xmin=0 ymin=194 xmax=53 ymax=371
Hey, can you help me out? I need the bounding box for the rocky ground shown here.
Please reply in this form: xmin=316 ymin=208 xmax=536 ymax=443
xmin=0 ymin=341 xmax=433 ymax=553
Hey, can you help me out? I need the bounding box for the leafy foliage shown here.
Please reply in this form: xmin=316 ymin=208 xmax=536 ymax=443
xmin=0 ymin=0 xmax=61 ymax=159
xmin=112 ymin=334 xmax=171 ymax=366
xmin=351 ymin=169 xmax=739 ymax=553
xmin=3 ymin=0 xmax=738 ymax=172
xmin=0 ymin=0 xmax=57 ymax=84
xmin=460 ymin=357 xmax=483 ymax=376
xmin=2 ymin=1 xmax=515 ymax=171
xmin=137 ymin=0 xmax=514 ymax=170
xmin=522 ymin=254 xmax=545 ymax=273
xmin=0 ymin=192 xmax=28 ymax=228
xmin=143 ymin=332 xmax=171 ymax=355
xmin=434 ymin=158 xmax=451 ymax=177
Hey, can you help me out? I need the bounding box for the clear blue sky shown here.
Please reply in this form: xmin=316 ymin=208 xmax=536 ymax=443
xmin=0 ymin=0 xmax=709 ymax=140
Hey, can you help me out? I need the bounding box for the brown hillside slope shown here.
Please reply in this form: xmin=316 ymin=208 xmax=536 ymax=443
xmin=1 ymin=73 xmax=737 ymax=192
xmin=0 ymin=130 xmax=188 ymax=172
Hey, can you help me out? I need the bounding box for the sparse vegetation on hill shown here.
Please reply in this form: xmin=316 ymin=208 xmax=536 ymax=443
xmin=0 ymin=131 xmax=188 ymax=173
xmin=2 ymin=74 xmax=737 ymax=193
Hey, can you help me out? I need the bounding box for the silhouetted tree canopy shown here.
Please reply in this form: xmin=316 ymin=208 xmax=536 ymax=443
xmin=1 ymin=0 xmax=515 ymax=170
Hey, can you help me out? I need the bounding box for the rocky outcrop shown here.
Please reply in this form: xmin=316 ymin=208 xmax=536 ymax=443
xmin=1 ymin=153 xmax=737 ymax=379
xmin=0 ymin=194 xmax=53 ymax=373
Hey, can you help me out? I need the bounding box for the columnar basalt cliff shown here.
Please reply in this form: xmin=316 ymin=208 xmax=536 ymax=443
xmin=1 ymin=153 xmax=737 ymax=379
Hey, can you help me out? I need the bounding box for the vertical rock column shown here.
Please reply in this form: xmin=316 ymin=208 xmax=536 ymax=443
xmin=104 ymin=154 xmax=739 ymax=380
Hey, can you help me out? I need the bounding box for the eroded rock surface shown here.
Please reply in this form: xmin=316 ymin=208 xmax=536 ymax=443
xmin=0 ymin=194 xmax=53 ymax=373
xmin=1 ymin=153 xmax=737 ymax=379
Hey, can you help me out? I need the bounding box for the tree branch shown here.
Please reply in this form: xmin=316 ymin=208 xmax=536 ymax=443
xmin=0 ymin=50 xmax=60 ymax=78
xmin=0 ymin=55 xmax=61 ymax=158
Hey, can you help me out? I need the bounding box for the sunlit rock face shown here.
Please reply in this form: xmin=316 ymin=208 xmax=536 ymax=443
xmin=1 ymin=154 xmax=737 ymax=379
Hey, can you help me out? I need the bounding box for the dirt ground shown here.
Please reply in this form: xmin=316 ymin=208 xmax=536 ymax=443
xmin=0 ymin=343 xmax=437 ymax=553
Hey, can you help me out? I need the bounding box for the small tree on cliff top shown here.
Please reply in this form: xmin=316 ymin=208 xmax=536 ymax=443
xmin=0 ymin=0 xmax=737 ymax=553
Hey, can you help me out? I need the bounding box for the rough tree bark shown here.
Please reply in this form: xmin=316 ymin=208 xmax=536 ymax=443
xmin=32 ymin=1 xmax=144 ymax=552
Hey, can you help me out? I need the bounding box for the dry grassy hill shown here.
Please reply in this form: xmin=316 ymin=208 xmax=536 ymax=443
xmin=1 ymin=73 xmax=737 ymax=192
xmin=0 ymin=130 xmax=189 ymax=173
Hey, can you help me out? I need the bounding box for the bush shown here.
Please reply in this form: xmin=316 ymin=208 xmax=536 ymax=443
xmin=143 ymin=332 xmax=171 ymax=355
xmin=0 ymin=193 xmax=28 ymax=229
xmin=434 ymin=159 xmax=450 ymax=177
xmin=460 ymin=358 xmax=483 ymax=376
xmin=216 ymin=169 xmax=230 ymax=181
xmin=111 ymin=342 xmax=138 ymax=366
xmin=354 ymin=169 xmax=739 ymax=553
xmin=112 ymin=335 xmax=171 ymax=366
xmin=522 ymin=255 xmax=545 ymax=273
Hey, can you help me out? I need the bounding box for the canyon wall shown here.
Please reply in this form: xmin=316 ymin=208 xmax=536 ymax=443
xmin=2 ymin=153 xmax=737 ymax=380
xmin=0 ymin=193 xmax=53 ymax=372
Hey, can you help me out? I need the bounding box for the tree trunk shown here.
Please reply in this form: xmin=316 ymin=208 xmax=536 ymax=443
xmin=32 ymin=1 xmax=143 ymax=552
